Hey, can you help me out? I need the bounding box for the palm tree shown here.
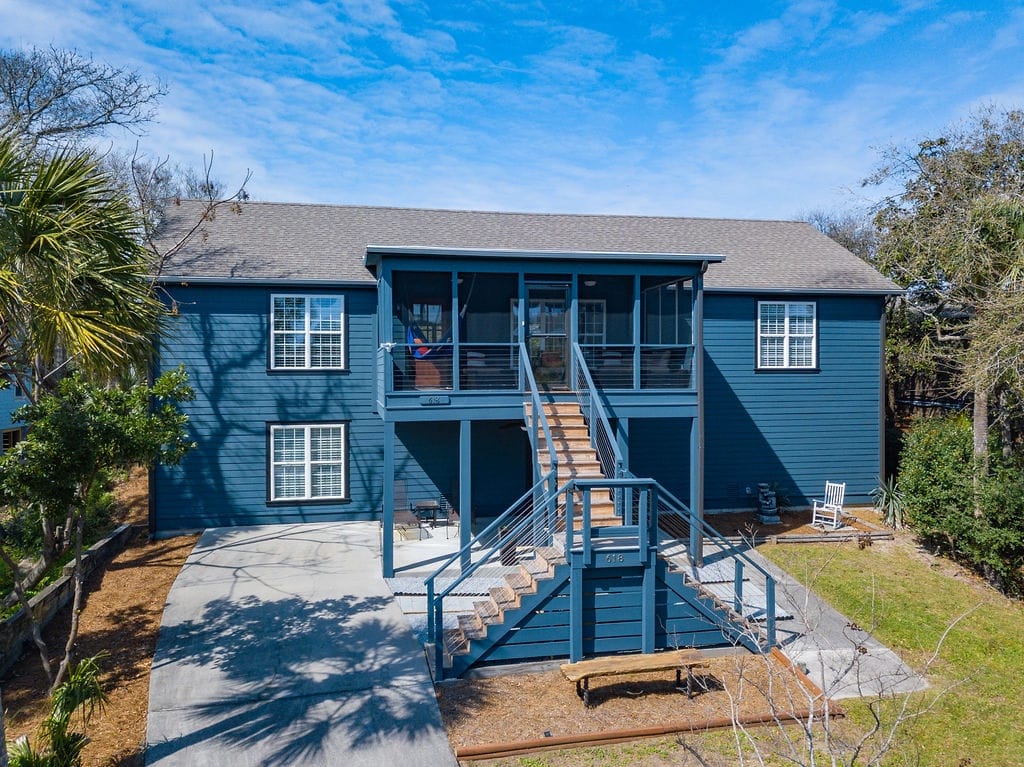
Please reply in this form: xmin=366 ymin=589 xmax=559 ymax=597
xmin=0 ymin=131 xmax=162 ymax=393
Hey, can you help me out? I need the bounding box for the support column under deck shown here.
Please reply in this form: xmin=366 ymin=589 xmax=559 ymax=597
xmin=382 ymin=421 xmax=396 ymax=577
xmin=459 ymin=419 xmax=472 ymax=572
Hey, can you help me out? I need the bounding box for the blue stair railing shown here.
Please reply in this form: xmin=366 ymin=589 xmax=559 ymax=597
xmin=425 ymin=472 xmax=777 ymax=675
xmin=572 ymin=342 xmax=625 ymax=482
xmin=424 ymin=470 xmax=563 ymax=673
xmin=652 ymin=482 xmax=777 ymax=649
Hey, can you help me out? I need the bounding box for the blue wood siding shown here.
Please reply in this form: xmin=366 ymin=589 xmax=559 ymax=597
xmin=152 ymin=284 xmax=384 ymax=533
xmin=0 ymin=380 xmax=26 ymax=438
xmin=629 ymin=418 xmax=690 ymax=501
xmin=702 ymin=294 xmax=883 ymax=508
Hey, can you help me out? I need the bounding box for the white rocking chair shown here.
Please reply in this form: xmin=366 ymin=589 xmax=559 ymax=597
xmin=811 ymin=481 xmax=846 ymax=530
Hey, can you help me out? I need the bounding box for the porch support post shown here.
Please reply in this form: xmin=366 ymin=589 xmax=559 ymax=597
xmin=569 ymin=558 xmax=583 ymax=662
xmin=459 ymin=419 xmax=472 ymax=572
xmin=616 ymin=417 xmax=629 ymax=474
xmin=632 ymin=273 xmax=641 ymax=389
xmin=689 ymin=270 xmax=705 ymax=567
xmin=382 ymin=420 xmax=396 ymax=577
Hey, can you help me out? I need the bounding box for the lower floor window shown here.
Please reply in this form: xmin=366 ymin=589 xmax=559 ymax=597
xmin=270 ymin=423 xmax=347 ymax=501
xmin=1 ymin=428 xmax=22 ymax=452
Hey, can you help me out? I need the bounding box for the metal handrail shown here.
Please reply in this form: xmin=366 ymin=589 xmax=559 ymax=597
xmin=572 ymin=342 xmax=625 ymax=480
xmin=653 ymin=482 xmax=776 ymax=648
xmin=521 ymin=341 xmax=558 ymax=486
xmin=425 ymin=470 xmax=563 ymax=672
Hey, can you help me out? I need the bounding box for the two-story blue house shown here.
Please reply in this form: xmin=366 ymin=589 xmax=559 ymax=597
xmin=152 ymin=201 xmax=899 ymax=677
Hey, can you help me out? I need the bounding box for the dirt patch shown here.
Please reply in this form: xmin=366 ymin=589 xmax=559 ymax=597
xmin=436 ymin=652 xmax=818 ymax=758
xmin=2 ymin=471 xmax=196 ymax=767
xmin=705 ymin=509 xmax=883 ymax=540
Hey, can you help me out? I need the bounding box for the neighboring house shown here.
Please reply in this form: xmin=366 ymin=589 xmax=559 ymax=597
xmin=0 ymin=377 xmax=28 ymax=453
xmin=152 ymin=200 xmax=900 ymax=674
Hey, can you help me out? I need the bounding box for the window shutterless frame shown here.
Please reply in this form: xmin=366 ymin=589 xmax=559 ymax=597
xmin=268 ymin=422 xmax=348 ymax=502
xmin=270 ymin=294 xmax=346 ymax=370
xmin=756 ymin=301 xmax=817 ymax=370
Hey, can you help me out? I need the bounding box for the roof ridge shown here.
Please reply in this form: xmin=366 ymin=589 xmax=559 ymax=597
xmin=175 ymin=198 xmax=807 ymax=226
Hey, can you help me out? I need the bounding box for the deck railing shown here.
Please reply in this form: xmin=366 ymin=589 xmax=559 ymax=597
xmin=424 ymin=472 xmax=777 ymax=674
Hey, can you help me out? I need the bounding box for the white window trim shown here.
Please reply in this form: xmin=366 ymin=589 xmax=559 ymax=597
xmin=270 ymin=294 xmax=346 ymax=370
xmin=757 ymin=301 xmax=817 ymax=369
xmin=270 ymin=423 xmax=348 ymax=502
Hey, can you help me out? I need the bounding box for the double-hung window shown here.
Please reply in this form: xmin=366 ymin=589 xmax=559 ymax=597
xmin=757 ymin=301 xmax=816 ymax=369
xmin=271 ymin=295 xmax=345 ymax=369
xmin=270 ymin=423 xmax=347 ymax=501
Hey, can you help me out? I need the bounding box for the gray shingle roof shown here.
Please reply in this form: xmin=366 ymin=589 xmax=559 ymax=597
xmin=154 ymin=200 xmax=899 ymax=293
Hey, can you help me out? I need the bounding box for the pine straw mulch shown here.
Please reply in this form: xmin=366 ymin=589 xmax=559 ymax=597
xmin=2 ymin=470 xmax=197 ymax=767
xmin=436 ymin=651 xmax=822 ymax=759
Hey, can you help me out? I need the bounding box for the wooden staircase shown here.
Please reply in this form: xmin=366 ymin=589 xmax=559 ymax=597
xmin=534 ymin=402 xmax=619 ymax=527
xmin=443 ymin=546 xmax=568 ymax=671
xmin=438 ymin=541 xmax=771 ymax=675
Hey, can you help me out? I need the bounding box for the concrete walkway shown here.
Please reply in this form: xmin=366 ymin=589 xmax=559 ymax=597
xmin=748 ymin=550 xmax=929 ymax=700
xmin=145 ymin=522 xmax=458 ymax=767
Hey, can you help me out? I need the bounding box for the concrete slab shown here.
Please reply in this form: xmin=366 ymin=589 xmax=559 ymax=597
xmin=146 ymin=522 xmax=457 ymax=767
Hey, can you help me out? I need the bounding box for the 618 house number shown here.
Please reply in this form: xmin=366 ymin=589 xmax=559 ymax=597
xmin=604 ymin=553 xmax=625 ymax=563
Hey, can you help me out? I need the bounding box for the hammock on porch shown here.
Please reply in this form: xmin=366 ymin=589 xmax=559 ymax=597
xmin=406 ymin=323 xmax=454 ymax=360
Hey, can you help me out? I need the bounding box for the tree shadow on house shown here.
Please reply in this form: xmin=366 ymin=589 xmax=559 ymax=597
xmin=146 ymin=591 xmax=446 ymax=766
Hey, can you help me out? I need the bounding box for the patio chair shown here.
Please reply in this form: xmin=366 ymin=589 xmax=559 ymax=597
xmin=811 ymin=481 xmax=846 ymax=530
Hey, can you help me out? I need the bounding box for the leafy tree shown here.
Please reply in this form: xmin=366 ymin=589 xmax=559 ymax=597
xmin=805 ymin=208 xmax=878 ymax=264
xmin=0 ymin=369 xmax=195 ymax=689
xmin=871 ymin=107 xmax=1024 ymax=482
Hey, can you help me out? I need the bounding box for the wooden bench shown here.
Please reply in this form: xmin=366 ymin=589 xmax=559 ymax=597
xmin=560 ymin=649 xmax=709 ymax=708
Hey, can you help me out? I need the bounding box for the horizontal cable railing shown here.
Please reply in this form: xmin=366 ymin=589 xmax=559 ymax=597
xmin=458 ymin=343 xmax=520 ymax=390
xmin=653 ymin=482 xmax=776 ymax=648
xmin=425 ymin=471 xmax=563 ymax=672
xmin=577 ymin=344 xmax=634 ymax=389
xmin=639 ymin=344 xmax=695 ymax=390
xmin=572 ymin=343 xmax=625 ymax=482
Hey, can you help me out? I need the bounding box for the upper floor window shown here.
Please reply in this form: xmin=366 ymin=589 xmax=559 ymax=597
xmin=271 ymin=295 xmax=345 ymax=370
xmin=757 ymin=301 xmax=816 ymax=369
xmin=270 ymin=423 xmax=347 ymax=501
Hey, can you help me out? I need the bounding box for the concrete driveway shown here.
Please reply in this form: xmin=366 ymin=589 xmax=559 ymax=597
xmin=145 ymin=522 xmax=458 ymax=767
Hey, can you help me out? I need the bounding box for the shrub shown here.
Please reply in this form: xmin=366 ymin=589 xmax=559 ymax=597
xmin=898 ymin=415 xmax=973 ymax=544
xmin=898 ymin=415 xmax=1024 ymax=594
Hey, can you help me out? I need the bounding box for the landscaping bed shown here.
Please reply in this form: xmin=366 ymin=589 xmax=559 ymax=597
xmin=2 ymin=471 xmax=196 ymax=767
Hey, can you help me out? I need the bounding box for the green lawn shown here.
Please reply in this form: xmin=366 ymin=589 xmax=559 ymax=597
xmin=760 ymin=541 xmax=1024 ymax=767
xmin=478 ymin=539 xmax=1024 ymax=767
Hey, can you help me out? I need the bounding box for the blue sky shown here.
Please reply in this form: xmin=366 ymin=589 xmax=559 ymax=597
xmin=2 ymin=0 xmax=1024 ymax=219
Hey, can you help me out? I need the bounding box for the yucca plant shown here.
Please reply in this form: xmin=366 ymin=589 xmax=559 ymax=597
xmin=8 ymin=655 xmax=107 ymax=767
xmin=872 ymin=476 xmax=907 ymax=529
